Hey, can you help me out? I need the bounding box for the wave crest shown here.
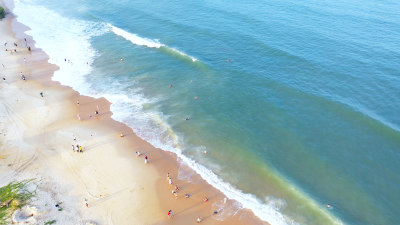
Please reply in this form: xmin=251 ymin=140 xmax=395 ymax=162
xmin=108 ymin=24 xmax=198 ymax=62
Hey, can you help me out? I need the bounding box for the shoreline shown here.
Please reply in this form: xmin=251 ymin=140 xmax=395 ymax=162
xmin=0 ymin=1 xmax=267 ymax=225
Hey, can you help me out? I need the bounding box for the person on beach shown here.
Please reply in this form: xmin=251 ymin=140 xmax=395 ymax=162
xmin=185 ymin=194 xmax=190 ymax=198
xmin=27 ymin=46 xmax=31 ymax=52
xmin=203 ymin=196 xmax=208 ymax=202
xmin=171 ymin=190 xmax=178 ymax=198
xmin=72 ymin=145 xmax=75 ymax=152
xmin=95 ymin=110 xmax=99 ymax=115
xmin=167 ymin=172 xmax=170 ymax=180
xmin=77 ymin=114 xmax=81 ymax=121
xmin=169 ymin=178 xmax=173 ymax=185
xmin=167 ymin=210 xmax=172 ymax=218
xmin=79 ymin=146 xmax=83 ymax=153
xmin=40 ymin=92 xmax=43 ymax=97
xmin=144 ymin=155 xmax=148 ymax=164
xmin=197 ymin=217 xmax=202 ymax=223
xmin=84 ymin=198 xmax=89 ymax=208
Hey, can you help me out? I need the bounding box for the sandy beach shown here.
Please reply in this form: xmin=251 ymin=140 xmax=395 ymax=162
xmin=0 ymin=1 xmax=267 ymax=224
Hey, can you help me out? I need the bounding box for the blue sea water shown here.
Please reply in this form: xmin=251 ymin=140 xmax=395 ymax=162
xmin=13 ymin=0 xmax=400 ymax=224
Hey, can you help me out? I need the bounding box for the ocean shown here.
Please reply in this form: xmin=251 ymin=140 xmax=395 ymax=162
xmin=13 ymin=0 xmax=400 ymax=224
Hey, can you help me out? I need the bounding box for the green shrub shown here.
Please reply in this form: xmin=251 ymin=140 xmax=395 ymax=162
xmin=0 ymin=180 xmax=36 ymax=225
xmin=45 ymin=220 xmax=57 ymax=225
xmin=0 ymin=7 xmax=4 ymax=19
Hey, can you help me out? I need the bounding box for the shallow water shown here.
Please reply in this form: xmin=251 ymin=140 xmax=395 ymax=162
xmin=14 ymin=0 xmax=400 ymax=224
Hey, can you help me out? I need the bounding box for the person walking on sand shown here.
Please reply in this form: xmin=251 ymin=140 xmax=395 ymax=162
xmin=84 ymin=198 xmax=89 ymax=208
xmin=167 ymin=210 xmax=172 ymax=218
xmin=169 ymin=178 xmax=173 ymax=185
xmin=40 ymin=92 xmax=43 ymax=97
xmin=144 ymin=155 xmax=148 ymax=164
xmin=72 ymin=145 xmax=75 ymax=152
xmin=197 ymin=217 xmax=202 ymax=223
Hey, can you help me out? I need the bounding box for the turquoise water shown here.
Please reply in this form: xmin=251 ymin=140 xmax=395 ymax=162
xmin=14 ymin=0 xmax=400 ymax=224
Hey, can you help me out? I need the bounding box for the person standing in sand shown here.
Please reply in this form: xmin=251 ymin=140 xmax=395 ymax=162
xmin=167 ymin=210 xmax=172 ymax=218
xmin=144 ymin=155 xmax=148 ymax=164
xmin=84 ymin=198 xmax=89 ymax=208
xmin=171 ymin=190 xmax=178 ymax=198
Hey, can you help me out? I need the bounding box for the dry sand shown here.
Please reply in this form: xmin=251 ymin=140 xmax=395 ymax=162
xmin=0 ymin=1 xmax=268 ymax=224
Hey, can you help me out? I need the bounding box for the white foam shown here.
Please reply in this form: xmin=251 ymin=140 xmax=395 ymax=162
xmin=109 ymin=24 xmax=198 ymax=62
xmin=109 ymin=24 xmax=163 ymax=48
xmin=14 ymin=0 xmax=108 ymax=97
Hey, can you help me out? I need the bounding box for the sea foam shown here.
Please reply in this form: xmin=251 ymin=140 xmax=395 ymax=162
xmin=109 ymin=24 xmax=198 ymax=62
xmin=13 ymin=2 xmax=295 ymax=225
xmin=14 ymin=0 xmax=108 ymax=97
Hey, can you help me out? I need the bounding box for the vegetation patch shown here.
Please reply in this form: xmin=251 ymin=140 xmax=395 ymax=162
xmin=0 ymin=180 xmax=36 ymax=225
xmin=0 ymin=7 xmax=5 ymax=19
xmin=45 ymin=220 xmax=57 ymax=225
